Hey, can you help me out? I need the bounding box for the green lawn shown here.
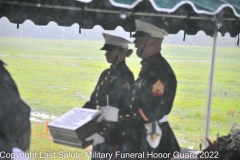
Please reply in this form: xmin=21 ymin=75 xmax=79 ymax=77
xmin=0 ymin=37 xmax=239 ymax=158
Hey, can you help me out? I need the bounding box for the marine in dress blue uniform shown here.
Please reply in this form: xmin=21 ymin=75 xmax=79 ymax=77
xmin=83 ymin=33 xmax=137 ymax=159
xmin=95 ymin=20 xmax=180 ymax=160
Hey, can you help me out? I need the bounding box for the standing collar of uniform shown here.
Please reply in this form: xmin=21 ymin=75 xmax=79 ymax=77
xmin=110 ymin=60 xmax=126 ymax=69
xmin=141 ymin=52 xmax=162 ymax=66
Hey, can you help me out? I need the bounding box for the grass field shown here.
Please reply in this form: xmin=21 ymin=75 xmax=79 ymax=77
xmin=0 ymin=37 xmax=240 ymax=159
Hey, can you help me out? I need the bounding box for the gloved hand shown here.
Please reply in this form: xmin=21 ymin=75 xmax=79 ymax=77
xmin=12 ymin=148 xmax=29 ymax=160
xmin=85 ymin=133 xmax=105 ymax=146
xmin=92 ymin=106 xmax=119 ymax=122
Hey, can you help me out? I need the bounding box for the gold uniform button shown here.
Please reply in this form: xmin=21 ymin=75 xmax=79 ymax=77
xmin=126 ymin=114 xmax=130 ymax=117
xmin=107 ymin=123 xmax=111 ymax=126
xmin=103 ymin=128 xmax=107 ymax=130
xmin=97 ymin=87 xmax=99 ymax=90
xmin=96 ymin=106 xmax=100 ymax=110
xmin=119 ymin=115 xmax=123 ymax=118
xmin=105 ymin=77 xmax=108 ymax=80
xmin=101 ymin=81 xmax=104 ymax=85
xmin=132 ymin=98 xmax=134 ymax=101
xmin=100 ymin=132 xmax=103 ymax=135
xmin=129 ymin=105 xmax=132 ymax=109
xmin=133 ymin=113 xmax=136 ymax=116
xmin=96 ymin=93 xmax=98 ymax=97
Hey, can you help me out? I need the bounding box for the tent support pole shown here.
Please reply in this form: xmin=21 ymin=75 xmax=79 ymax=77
xmin=204 ymin=25 xmax=218 ymax=148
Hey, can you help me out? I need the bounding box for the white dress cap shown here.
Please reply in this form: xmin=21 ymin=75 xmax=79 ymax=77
xmin=101 ymin=33 xmax=132 ymax=50
xmin=134 ymin=19 xmax=168 ymax=39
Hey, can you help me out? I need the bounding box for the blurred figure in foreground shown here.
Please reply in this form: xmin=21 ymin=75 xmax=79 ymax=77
xmin=0 ymin=60 xmax=31 ymax=160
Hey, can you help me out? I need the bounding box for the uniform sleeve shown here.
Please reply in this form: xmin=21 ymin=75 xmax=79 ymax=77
xmin=105 ymin=68 xmax=134 ymax=108
xmin=94 ymin=120 xmax=118 ymax=142
xmin=139 ymin=67 xmax=177 ymax=122
xmin=117 ymin=70 xmax=134 ymax=108
xmin=82 ymin=93 xmax=96 ymax=109
xmin=82 ymin=70 xmax=109 ymax=109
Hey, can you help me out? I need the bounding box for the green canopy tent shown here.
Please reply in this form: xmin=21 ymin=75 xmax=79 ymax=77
xmin=1 ymin=0 xmax=240 ymax=148
xmin=0 ymin=0 xmax=239 ymax=36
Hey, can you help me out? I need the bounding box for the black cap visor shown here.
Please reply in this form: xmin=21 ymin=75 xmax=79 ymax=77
xmin=100 ymin=44 xmax=122 ymax=51
xmin=131 ymin=31 xmax=150 ymax=38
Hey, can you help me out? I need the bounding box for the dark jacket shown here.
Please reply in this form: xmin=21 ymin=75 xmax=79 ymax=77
xmin=0 ymin=60 xmax=31 ymax=160
xmin=83 ymin=61 xmax=135 ymax=159
xmin=118 ymin=53 xmax=180 ymax=159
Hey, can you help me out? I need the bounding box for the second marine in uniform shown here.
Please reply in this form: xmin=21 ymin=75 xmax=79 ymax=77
xmin=83 ymin=33 xmax=138 ymax=159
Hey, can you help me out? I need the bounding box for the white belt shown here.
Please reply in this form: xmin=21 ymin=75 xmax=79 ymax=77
xmin=159 ymin=115 xmax=168 ymax=123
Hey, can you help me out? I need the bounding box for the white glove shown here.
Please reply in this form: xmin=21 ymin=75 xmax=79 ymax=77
xmin=12 ymin=148 xmax=29 ymax=160
xmin=92 ymin=107 xmax=105 ymax=119
xmin=92 ymin=106 xmax=119 ymax=122
xmin=85 ymin=133 xmax=105 ymax=146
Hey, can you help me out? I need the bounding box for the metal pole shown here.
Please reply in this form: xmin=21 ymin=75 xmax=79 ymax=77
xmin=106 ymin=95 xmax=109 ymax=106
xmin=204 ymin=25 xmax=218 ymax=148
